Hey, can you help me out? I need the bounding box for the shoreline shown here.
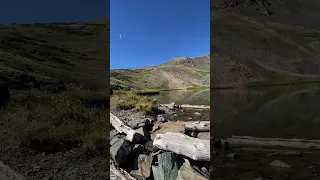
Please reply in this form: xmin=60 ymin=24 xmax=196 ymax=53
xmin=109 ymin=101 xmax=211 ymax=180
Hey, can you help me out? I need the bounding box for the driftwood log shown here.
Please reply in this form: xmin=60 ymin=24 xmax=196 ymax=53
xmin=227 ymin=136 xmax=320 ymax=149
xmin=180 ymin=104 xmax=210 ymax=109
xmin=110 ymin=162 xmax=136 ymax=180
xmin=160 ymin=104 xmax=210 ymax=109
xmin=184 ymin=121 xmax=210 ymax=132
xmin=110 ymin=113 xmax=137 ymax=142
xmin=153 ymin=132 xmax=210 ymax=161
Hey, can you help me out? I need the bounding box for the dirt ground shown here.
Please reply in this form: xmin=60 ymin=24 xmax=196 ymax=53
xmin=0 ymin=134 xmax=108 ymax=180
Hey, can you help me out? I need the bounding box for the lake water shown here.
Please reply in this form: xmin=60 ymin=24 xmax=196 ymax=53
xmin=149 ymin=89 xmax=210 ymax=121
xmin=149 ymin=89 xmax=210 ymax=105
xmin=211 ymin=83 xmax=320 ymax=139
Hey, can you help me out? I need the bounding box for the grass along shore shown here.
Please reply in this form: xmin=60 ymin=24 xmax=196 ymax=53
xmin=111 ymin=90 xmax=160 ymax=116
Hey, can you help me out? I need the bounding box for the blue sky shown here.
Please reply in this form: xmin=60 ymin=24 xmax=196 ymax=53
xmin=0 ymin=0 xmax=109 ymax=24
xmin=110 ymin=0 xmax=210 ymax=69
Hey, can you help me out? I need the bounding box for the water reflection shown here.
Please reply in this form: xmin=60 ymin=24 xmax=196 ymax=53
xmin=150 ymin=89 xmax=210 ymax=105
xmin=211 ymin=84 xmax=320 ymax=139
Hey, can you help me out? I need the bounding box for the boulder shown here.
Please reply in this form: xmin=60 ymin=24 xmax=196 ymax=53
xmin=110 ymin=138 xmax=132 ymax=166
xmin=168 ymin=102 xmax=175 ymax=109
xmin=269 ymin=160 xmax=290 ymax=168
xmin=177 ymin=159 xmax=208 ymax=180
xmin=130 ymin=154 xmax=153 ymax=180
xmin=152 ymin=152 xmax=179 ymax=180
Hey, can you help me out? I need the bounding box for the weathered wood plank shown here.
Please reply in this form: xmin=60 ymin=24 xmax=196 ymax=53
xmin=184 ymin=121 xmax=210 ymax=132
xmin=160 ymin=104 xmax=210 ymax=109
xmin=153 ymin=132 xmax=210 ymax=161
xmin=227 ymin=136 xmax=320 ymax=149
xmin=180 ymin=104 xmax=210 ymax=109
xmin=110 ymin=113 xmax=137 ymax=142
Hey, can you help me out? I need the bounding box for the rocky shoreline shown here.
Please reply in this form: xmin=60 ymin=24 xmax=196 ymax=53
xmin=110 ymin=102 xmax=210 ymax=180
xmin=211 ymin=137 xmax=320 ymax=179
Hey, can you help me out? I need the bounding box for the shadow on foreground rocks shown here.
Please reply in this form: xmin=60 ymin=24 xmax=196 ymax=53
xmin=110 ymin=102 xmax=210 ymax=180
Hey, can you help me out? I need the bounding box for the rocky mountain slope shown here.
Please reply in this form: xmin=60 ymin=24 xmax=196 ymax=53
xmin=110 ymin=54 xmax=210 ymax=90
xmin=211 ymin=0 xmax=320 ymax=87
xmin=0 ymin=18 xmax=109 ymax=91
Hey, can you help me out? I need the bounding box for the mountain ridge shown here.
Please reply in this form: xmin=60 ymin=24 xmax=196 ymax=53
xmin=110 ymin=54 xmax=210 ymax=90
xmin=211 ymin=0 xmax=320 ymax=87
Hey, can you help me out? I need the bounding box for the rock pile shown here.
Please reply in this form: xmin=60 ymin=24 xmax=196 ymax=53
xmin=110 ymin=103 xmax=210 ymax=180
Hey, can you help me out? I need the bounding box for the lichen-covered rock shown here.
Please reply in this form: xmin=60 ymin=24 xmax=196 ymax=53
xmin=152 ymin=152 xmax=179 ymax=180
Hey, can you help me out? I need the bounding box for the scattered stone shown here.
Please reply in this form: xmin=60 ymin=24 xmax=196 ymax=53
xmin=253 ymin=178 xmax=264 ymax=180
xmin=168 ymin=102 xmax=176 ymax=109
xmin=177 ymin=159 xmax=208 ymax=180
xmin=194 ymin=112 xmax=201 ymax=116
xmin=157 ymin=114 xmax=171 ymax=122
xmin=127 ymin=118 xmax=147 ymax=129
xmin=152 ymin=152 xmax=179 ymax=180
xmin=269 ymin=160 xmax=290 ymax=168
xmin=130 ymin=154 xmax=153 ymax=180
xmin=110 ymin=138 xmax=132 ymax=166
xmin=226 ymin=153 xmax=239 ymax=159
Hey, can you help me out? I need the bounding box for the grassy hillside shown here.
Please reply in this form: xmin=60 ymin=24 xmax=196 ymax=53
xmin=110 ymin=54 xmax=210 ymax=90
xmin=0 ymin=18 xmax=109 ymax=91
xmin=211 ymin=0 xmax=320 ymax=87
xmin=0 ymin=19 xmax=110 ymax=179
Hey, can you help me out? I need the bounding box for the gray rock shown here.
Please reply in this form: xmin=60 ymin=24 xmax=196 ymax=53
xmin=176 ymin=159 xmax=207 ymax=180
xmin=145 ymin=140 xmax=159 ymax=152
xmin=130 ymin=154 xmax=153 ymax=180
xmin=194 ymin=112 xmax=201 ymax=115
xmin=226 ymin=153 xmax=239 ymax=159
xmin=269 ymin=160 xmax=290 ymax=168
xmin=110 ymin=138 xmax=132 ymax=165
xmin=109 ymin=129 xmax=119 ymax=142
xmin=168 ymin=102 xmax=175 ymax=109
xmin=127 ymin=118 xmax=147 ymax=129
xmin=110 ymin=136 xmax=120 ymax=146
xmin=152 ymin=152 xmax=179 ymax=180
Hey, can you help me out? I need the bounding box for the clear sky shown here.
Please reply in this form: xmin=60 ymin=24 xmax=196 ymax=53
xmin=110 ymin=0 xmax=210 ymax=69
xmin=0 ymin=0 xmax=110 ymax=24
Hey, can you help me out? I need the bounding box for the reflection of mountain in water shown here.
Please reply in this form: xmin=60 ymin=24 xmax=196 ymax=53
xmin=151 ymin=89 xmax=209 ymax=105
xmin=212 ymin=84 xmax=320 ymax=139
